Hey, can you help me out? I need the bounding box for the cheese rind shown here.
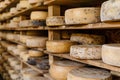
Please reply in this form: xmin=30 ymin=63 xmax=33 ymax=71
xmin=70 ymin=33 xmax=105 ymax=45
xmin=102 ymin=44 xmax=120 ymax=67
xmin=101 ymin=0 xmax=120 ymax=22
xmin=30 ymin=11 xmax=48 ymax=20
xmin=70 ymin=45 xmax=102 ymax=59
xmin=68 ymin=68 xmax=112 ymax=80
xmin=28 ymin=50 xmax=44 ymax=57
xmin=65 ymin=7 xmax=100 ymax=25
xmin=46 ymin=40 xmax=77 ymax=53
xmin=46 ymin=16 xmax=65 ymax=26
xmin=49 ymin=60 xmax=85 ymax=80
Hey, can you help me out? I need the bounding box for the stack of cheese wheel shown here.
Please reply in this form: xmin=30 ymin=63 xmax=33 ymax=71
xmin=46 ymin=16 xmax=65 ymax=26
xmin=17 ymin=0 xmax=30 ymax=10
xmin=10 ymin=7 xmax=17 ymax=15
xmin=70 ymin=33 xmax=105 ymax=45
xmin=30 ymin=11 xmax=48 ymax=20
xmin=46 ymin=40 xmax=77 ymax=53
xmin=65 ymin=7 xmax=100 ymax=25
xmin=28 ymin=50 xmax=44 ymax=57
xmin=67 ymin=68 xmax=112 ymax=80
xmin=22 ymin=68 xmax=40 ymax=80
xmin=70 ymin=45 xmax=102 ymax=59
xmin=26 ymin=37 xmax=48 ymax=48
xmin=102 ymin=44 xmax=120 ymax=67
xmin=49 ymin=60 xmax=85 ymax=80
xmin=101 ymin=0 xmax=120 ymax=22
xmin=28 ymin=0 xmax=43 ymax=5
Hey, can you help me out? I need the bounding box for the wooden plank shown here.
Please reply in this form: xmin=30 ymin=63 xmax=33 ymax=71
xmin=48 ymin=5 xmax=60 ymax=16
xmin=45 ymin=22 xmax=120 ymax=30
xmin=44 ymin=0 xmax=106 ymax=6
xmin=44 ymin=51 xmax=120 ymax=72
xmin=44 ymin=73 xmax=55 ymax=80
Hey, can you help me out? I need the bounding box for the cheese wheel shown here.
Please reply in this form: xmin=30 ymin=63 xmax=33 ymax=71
xmin=10 ymin=7 xmax=17 ymax=15
xmin=101 ymin=0 xmax=120 ymax=22
xmin=28 ymin=50 xmax=44 ymax=57
xmin=46 ymin=16 xmax=65 ymax=26
xmin=17 ymin=45 xmax=27 ymax=50
xmin=4 ymin=0 xmax=11 ymax=5
xmin=28 ymin=0 xmax=43 ymax=4
xmin=30 ymin=11 xmax=48 ymax=20
xmin=49 ymin=60 xmax=85 ymax=80
xmin=26 ymin=37 xmax=48 ymax=48
xmin=8 ymin=22 xmax=19 ymax=28
xmin=70 ymin=45 xmax=102 ymax=59
xmin=19 ymin=0 xmax=30 ymax=9
xmin=102 ymin=44 xmax=120 ymax=67
xmin=19 ymin=20 xmax=46 ymax=28
xmin=65 ymin=7 xmax=100 ymax=25
xmin=20 ymin=35 xmax=33 ymax=43
xmin=70 ymin=33 xmax=105 ymax=45
xmin=46 ymin=40 xmax=77 ymax=53
xmin=68 ymin=68 xmax=112 ymax=80
xmin=12 ymin=16 xmax=26 ymax=23
xmin=10 ymin=73 xmax=20 ymax=80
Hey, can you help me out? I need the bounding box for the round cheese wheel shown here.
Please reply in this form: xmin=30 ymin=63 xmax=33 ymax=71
xmin=49 ymin=60 xmax=85 ymax=80
xmin=6 ymin=33 xmax=14 ymax=41
xmin=46 ymin=40 xmax=77 ymax=53
xmin=28 ymin=50 xmax=44 ymax=57
xmin=101 ymin=0 xmax=120 ymax=22
xmin=65 ymin=7 xmax=100 ymax=25
xmin=8 ymin=22 xmax=19 ymax=28
xmin=102 ymin=44 xmax=120 ymax=67
xmin=26 ymin=37 xmax=48 ymax=48
xmin=4 ymin=0 xmax=11 ymax=5
xmin=30 ymin=11 xmax=48 ymax=20
xmin=28 ymin=0 xmax=43 ymax=4
xmin=10 ymin=7 xmax=17 ymax=15
xmin=68 ymin=68 xmax=112 ymax=80
xmin=70 ymin=33 xmax=105 ymax=45
xmin=46 ymin=16 xmax=65 ymax=26
xmin=70 ymin=45 xmax=102 ymax=59
xmin=19 ymin=0 xmax=30 ymax=9
xmin=17 ymin=45 xmax=27 ymax=50
xmin=20 ymin=35 xmax=33 ymax=43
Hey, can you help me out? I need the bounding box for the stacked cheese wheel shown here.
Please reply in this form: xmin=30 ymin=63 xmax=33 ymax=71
xmin=68 ymin=68 xmax=112 ymax=80
xmin=102 ymin=44 xmax=120 ymax=67
xmin=26 ymin=37 xmax=48 ymax=48
xmin=49 ymin=60 xmax=85 ymax=80
xmin=70 ymin=45 xmax=102 ymax=59
xmin=46 ymin=40 xmax=77 ymax=53
xmin=70 ymin=33 xmax=105 ymax=45
xmin=101 ymin=0 xmax=120 ymax=22
xmin=65 ymin=7 xmax=100 ymax=25
xmin=46 ymin=16 xmax=65 ymax=26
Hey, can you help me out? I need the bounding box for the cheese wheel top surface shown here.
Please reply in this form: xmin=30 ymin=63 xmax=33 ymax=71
xmin=70 ymin=68 xmax=111 ymax=79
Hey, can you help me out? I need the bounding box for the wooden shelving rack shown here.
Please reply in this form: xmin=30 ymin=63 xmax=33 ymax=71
xmin=0 ymin=0 xmax=120 ymax=77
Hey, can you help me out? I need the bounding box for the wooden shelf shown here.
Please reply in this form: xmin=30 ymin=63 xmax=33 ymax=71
xmin=0 ymin=0 xmax=19 ymax=13
xmin=45 ymin=22 xmax=120 ymax=30
xmin=44 ymin=51 xmax=120 ymax=72
xmin=0 ymin=4 xmax=47 ymax=21
xmin=44 ymin=0 xmax=106 ymax=6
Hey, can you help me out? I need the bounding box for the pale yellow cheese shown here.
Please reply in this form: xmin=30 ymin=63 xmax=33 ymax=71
xmin=67 ymin=68 xmax=112 ymax=80
xmin=8 ymin=22 xmax=19 ymax=28
xmin=102 ymin=44 xmax=120 ymax=67
xmin=65 ymin=7 xmax=100 ymax=25
xmin=26 ymin=37 xmax=48 ymax=48
xmin=19 ymin=0 xmax=30 ymax=9
xmin=70 ymin=33 xmax=105 ymax=45
xmin=28 ymin=50 xmax=44 ymax=57
xmin=46 ymin=16 xmax=65 ymax=26
xmin=70 ymin=45 xmax=102 ymax=59
xmin=101 ymin=0 xmax=120 ymax=22
xmin=49 ymin=60 xmax=85 ymax=80
xmin=10 ymin=7 xmax=17 ymax=15
xmin=30 ymin=11 xmax=48 ymax=20
xmin=4 ymin=0 xmax=11 ymax=5
xmin=46 ymin=40 xmax=77 ymax=53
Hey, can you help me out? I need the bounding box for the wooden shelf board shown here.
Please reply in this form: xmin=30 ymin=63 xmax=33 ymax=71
xmin=45 ymin=22 xmax=120 ymax=30
xmin=44 ymin=0 xmax=106 ymax=6
xmin=0 ymin=3 xmax=47 ymax=21
xmin=44 ymin=51 xmax=120 ymax=72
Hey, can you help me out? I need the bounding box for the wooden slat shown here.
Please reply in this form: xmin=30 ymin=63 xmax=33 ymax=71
xmin=45 ymin=22 xmax=120 ymax=30
xmin=44 ymin=51 xmax=120 ymax=72
xmin=44 ymin=0 xmax=106 ymax=6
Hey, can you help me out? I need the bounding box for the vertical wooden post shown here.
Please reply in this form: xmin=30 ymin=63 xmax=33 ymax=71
xmin=48 ymin=5 xmax=61 ymax=65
